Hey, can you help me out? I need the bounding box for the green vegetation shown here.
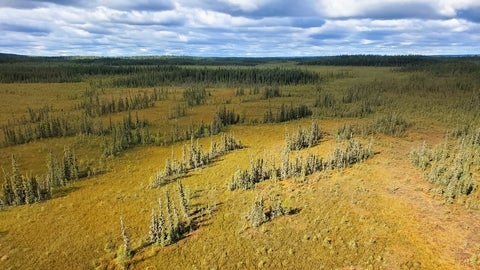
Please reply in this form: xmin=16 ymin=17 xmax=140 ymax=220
xmin=263 ymin=103 xmax=312 ymax=123
xmin=285 ymin=122 xmax=322 ymax=151
xmin=227 ymin=136 xmax=372 ymax=191
xmin=151 ymin=133 xmax=243 ymax=188
xmin=409 ymin=128 xmax=480 ymax=207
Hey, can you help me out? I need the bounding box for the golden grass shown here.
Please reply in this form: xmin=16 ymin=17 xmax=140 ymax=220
xmin=1 ymin=66 xmax=480 ymax=270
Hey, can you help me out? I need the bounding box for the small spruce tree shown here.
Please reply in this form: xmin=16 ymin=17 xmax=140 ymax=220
xmin=120 ymin=217 xmax=132 ymax=257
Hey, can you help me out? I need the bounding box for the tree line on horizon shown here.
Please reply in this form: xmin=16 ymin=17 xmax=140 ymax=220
xmin=2 ymin=54 xmax=477 ymax=84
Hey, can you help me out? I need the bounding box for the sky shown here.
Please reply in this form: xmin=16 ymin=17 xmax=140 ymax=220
xmin=0 ymin=0 xmax=479 ymax=57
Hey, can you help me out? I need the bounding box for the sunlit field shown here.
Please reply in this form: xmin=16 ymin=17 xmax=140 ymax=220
xmin=1 ymin=55 xmax=480 ymax=269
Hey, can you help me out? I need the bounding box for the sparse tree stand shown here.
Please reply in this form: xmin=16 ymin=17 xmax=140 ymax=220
xmin=248 ymin=195 xmax=268 ymax=227
xmin=228 ymin=138 xmax=373 ymax=191
xmin=151 ymin=133 xmax=243 ymax=188
xmin=2 ymin=155 xmax=52 ymax=206
xmin=148 ymin=186 xmax=191 ymax=248
xmin=246 ymin=194 xmax=288 ymax=227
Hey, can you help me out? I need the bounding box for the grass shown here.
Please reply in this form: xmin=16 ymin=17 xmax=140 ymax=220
xmin=1 ymin=62 xmax=480 ymax=269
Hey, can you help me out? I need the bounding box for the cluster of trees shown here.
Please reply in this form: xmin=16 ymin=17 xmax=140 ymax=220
xmin=111 ymin=66 xmax=320 ymax=87
xmin=1 ymin=147 xmax=86 ymax=207
xmin=77 ymin=88 xmax=166 ymax=117
xmin=2 ymin=54 xmax=478 ymax=85
xmin=409 ymin=128 xmax=479 ymax=207
xmin=228 ymin=139 xmax=372 ymax=191
xmin=211 ymin=106 xmax=242 ymax=134
xmin=0 ymin=62 xmax=86 ymax=83
xmin=363 ymin=113 xmax=410 ymax=137
xmin=262 ymin=86 xmax=281 ymax=99
xmin=1 ymin=156 xmax=51 ymax=206
xmin=119 ymin=181 xmax=191 ymax=261
xmin=263 ymin=104 xmax=313 ymax=123
xmin=298 ymin=55 xmax=438 ymax=67
xmin=314 ymin=85 xmax=382 ymax=118
xmin=246 ymin=194 xmax=287 ymax=228
xmin=285 ymin=122 xmax=322 ymax=151
xmin=102 ymin=113 xmax=151 ymax=157
xmin=158 ymin=106 xmax=242 ymax=146
xmin=0 ymin=101 xmax=153 ymax=153
xmin=151 ymin=133 xmax=243 ymax=188
xmin=46 ymin=147 xmax=79 ymax=187
xmin=235 ymin=86 xmax=261 ymax=96
xmin=26 ymin=105 xmax=52 ymax=123
xmin=2 ymin=113 xmax=92 ymax=145
xmin=334 ymin=124 xmax=355 ymax=140
xmin=169 ymin=103 xmax=188 ymax=119
xmin=182 ymin=86 xmax=209 ymax=107
xmin=0 ymin=60 xmax=321 ymax=85
xmin=149 ymin=182 xmax=191 ymax=247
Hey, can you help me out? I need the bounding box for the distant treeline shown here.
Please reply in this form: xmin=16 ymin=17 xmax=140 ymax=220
xmin=1 ymin=53 xmax=478 ymax=84
xmin=297 ymin=55 xmax=440 ymax=66
xmin=0 ymin=53 xmax=284 ymax=66
xmin=111 ymin=66 xmax=319 ymax=87
xmin=0 ymin=63 xmax=319 ymax=86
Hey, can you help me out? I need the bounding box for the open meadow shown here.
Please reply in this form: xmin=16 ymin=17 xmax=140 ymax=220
xmin=0 ymin=55 xmax=480 ymax=269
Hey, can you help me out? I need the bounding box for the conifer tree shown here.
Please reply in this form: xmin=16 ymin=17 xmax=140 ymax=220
xmin=120 ymin=217 xmax=132 ymax=257
xmin=2 ymin=175 xmax=14 ymax=206
xmin=149 ymin=209 xmax=159 ymax=243
xmin=23 ymin=175 xmax=37 ymax=204
xmin=47 ymin=151 xmax=59 ymax=187
xmin=280 ymin=148 xmax=290 ymax=179
xmin=177 ymin=181 xmax=190 ymax=224
xmin=157 ymin=198 xmax=167 ymax=246
xmin=11 ymin=155 xmax=25 ymax=205
xmin=165 ymin=192 xmax=174 ymax=245
xmin=248 ymin=195 xmax=267 ymax=227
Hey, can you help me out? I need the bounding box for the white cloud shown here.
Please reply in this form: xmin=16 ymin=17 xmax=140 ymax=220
xmin=219 ymin=0 xmax=261 ymax=12
xmin=0 ymin=0 xmax=479 ymax=56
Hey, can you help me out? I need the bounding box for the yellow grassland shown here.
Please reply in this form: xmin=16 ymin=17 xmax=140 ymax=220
xmin=0 ymin=66 xmax=479 ymax=269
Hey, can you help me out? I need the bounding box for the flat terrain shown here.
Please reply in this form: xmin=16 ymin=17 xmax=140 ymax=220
xmin=0 ymin=57 xmax=479 ymax=269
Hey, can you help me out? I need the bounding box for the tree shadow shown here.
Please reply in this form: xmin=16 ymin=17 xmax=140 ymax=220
xmin=150 ymin=173 xmax=191 ymax=188
xmin=51 ymin=186 xmax=81 ymax=199
xmin=287 ymin=207 xmax=302 ymax=215
xmin=127 ymin=201 xmax=222 ymax=267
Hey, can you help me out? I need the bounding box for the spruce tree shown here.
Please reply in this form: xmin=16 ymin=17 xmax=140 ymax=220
xmin=23 ymin=175 xmax=37 ymax=204
xmin=149 ymin=209 xmax=159 ymax=243
xmin=177 ymin=181 xmax=190 ymax=225
xmin=157 ymin=198 xmax=167 ymax=246
xmin=120 ymin=217 xmax=132 ymax=257
xmin=2 ymin=179 xmax=14 ymax=206
xmin=165 ymin=192 xmax=174 ymax=245
xmin=11 ymin=155 xmax=25 ymax=205
xmin=248 ymin=195 xmax=267 ymax=227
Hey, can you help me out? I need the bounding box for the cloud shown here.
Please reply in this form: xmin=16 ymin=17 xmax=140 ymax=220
xmin=0 ymin=0 xmax=479 ymax=56
xmin=0 ymin=0 xmax=88 ymax=9
xmin=96 ymin=0 xmax=174 ymax=11
xmin=0 ymin=23 xmax=50 ymax=35
xmin=457 ymin=7 xmax=480 ymax=22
